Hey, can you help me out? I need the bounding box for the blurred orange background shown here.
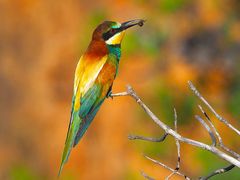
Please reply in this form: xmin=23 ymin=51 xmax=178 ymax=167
xmin=0 ymin=0 xmax=240 ymax=179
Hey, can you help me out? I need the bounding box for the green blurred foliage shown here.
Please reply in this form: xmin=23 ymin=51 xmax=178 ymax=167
xmin=177 ymin=95 xmax=196 ymax=124
xmin=122 ymin=23 xmax=168 ymax=57
xmin=210 ymin=168 xmax=240 ymax=180
xmin=228 ymin=63 xmax=240 ymax=119
xmin=197 ymin=150 xmax=240 ymax=179
xmin=122 ymin=169 xmax=139 ymax=180
xmin=10 ymin=165 xmax=39 ymax=180
xmin=158 ymin=0 xmax=188 ymax=13
xmin=152 ymin=83 xmax=196 ymax=125
xmin=155 ymin=85 xmax=174 ymax=122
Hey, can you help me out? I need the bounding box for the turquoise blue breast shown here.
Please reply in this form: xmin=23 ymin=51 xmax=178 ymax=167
xmin=108 ymin=45 xmax=121 ymax=60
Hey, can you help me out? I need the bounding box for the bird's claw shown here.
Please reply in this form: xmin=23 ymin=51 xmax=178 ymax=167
xmin=107 ymin=91 xmax=113 ymax=99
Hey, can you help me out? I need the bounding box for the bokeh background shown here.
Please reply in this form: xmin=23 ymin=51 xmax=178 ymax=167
xmin=0 ymin=0 xmax=240 ymax=179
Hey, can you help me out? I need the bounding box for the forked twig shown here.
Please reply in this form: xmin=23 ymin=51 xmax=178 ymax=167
xmin=195 ymin=115 xmax=216 ymax=146
xmin=198 ymin=105 xmax=240 ymax=159
xmin=144 ymin=155 xmax=190 ymax=179
xmin=188 ymin=81 xmax=240 ymax=136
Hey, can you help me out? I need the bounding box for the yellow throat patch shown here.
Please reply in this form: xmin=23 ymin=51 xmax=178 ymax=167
xmin=106 ymin=31 xmax=125 ymax=45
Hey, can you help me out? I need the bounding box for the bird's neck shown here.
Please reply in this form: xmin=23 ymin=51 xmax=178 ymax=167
xmin=107 ymin=44 xmax=121 ymax=60
xmin=86 ymin=39 xmax=121 ymax=60
xmin=86 ymin=39 xmax=108 ymax=57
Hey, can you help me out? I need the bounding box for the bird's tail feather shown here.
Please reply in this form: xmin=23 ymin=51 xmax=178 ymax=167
xmin=58 ymin=112 xmax=81 ymax=177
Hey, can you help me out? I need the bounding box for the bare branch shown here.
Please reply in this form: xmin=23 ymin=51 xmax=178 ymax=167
xmin=195 ymin=115 xmax=217 ymax=146
xmin=199 ymin=164 xmax=235 ymax=180
xmin=128 ymin=133 xmax=168 ymax=142
xmin=140 ymin=171 xmax=155 ymax=180
xmin=188 ymin=81 xmax=240 ymax=136
xmin=111 ymin=82 xmax=240 ymax=179
xmin=123 ymin=85 xmax=240 ymax=167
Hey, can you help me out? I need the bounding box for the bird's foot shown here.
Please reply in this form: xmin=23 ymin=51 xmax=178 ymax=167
xmin=107 ymin=91 xmax=113 ymax=99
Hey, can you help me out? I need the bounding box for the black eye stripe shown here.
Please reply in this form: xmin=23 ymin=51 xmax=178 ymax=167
xmin=103 ymin=28 xmax=122 ymax=41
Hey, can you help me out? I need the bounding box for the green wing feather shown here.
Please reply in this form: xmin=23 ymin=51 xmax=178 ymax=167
xmin=73 ymin=84 xmax=104 ymax=146
xmin=79 ymin=84 xmax=101 ymax=118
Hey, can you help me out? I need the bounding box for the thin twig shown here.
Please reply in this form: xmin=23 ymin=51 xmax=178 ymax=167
xmin=141 ymin=171 xmax=155 ymax=180
xmin=174 ymin=109 xmax=180 ymax=171
xmin=199 ymin=164 xmax=235 ymax=180
xmin=128 ymin=133 xmax=168 ymax=142
xmin=166 ymin=109 xmax=181 ymax=180
xmin=188 ymin=81 xmax=240 ymax=136
xmin=174 ymin=109 xmax=180 ymax=172
xmin=198 ymin=105 xmax=240 ymax=159
xmin=110 ymin=91 xmax=129 ymax=97
xmin=144 ymin=155 xmax=190 ymax=180
xmin=195 ymin=115 xmax=217 ymax=146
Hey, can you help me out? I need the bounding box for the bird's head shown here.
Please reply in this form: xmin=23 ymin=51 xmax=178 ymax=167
xmin=92 ymin=19 xmax=145 ymax=46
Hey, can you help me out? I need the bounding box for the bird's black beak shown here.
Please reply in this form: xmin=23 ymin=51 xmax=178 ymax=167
xmin=120 ymin=19 xmax=145 ymax=31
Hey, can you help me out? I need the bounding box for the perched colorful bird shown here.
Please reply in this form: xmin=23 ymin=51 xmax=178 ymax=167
xmin=58 ymin=19 xmax=145 ymax=176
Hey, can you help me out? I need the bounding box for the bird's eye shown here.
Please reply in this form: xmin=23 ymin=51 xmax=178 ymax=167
xmin=109 ymin=29 xmax=116 ymax=34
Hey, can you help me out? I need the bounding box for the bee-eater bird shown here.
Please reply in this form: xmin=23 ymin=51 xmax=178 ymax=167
xmin=58 ymin=19 xmax=145 ymax=176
